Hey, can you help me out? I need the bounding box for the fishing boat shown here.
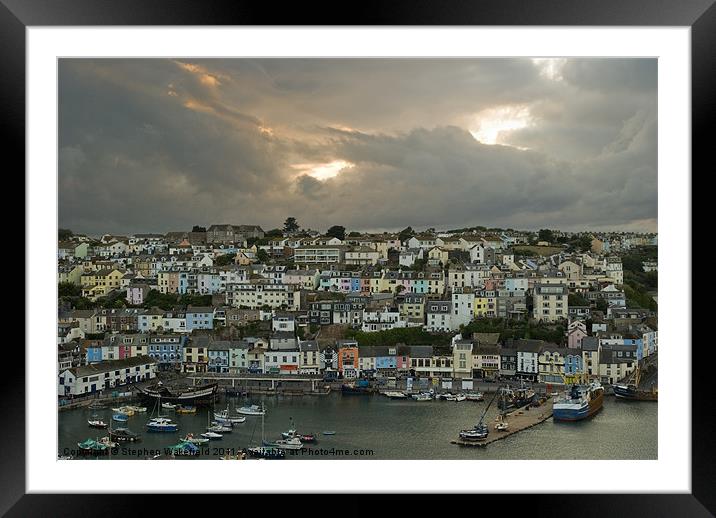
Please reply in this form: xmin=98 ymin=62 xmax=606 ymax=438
xmin=112 ymin=413 xmax=129 ymax=423
xmin=455 ymin=394 xmax=467 ymax=402
xmin=613 ymin=363 xmax=658 ymax=401
xmin=458 ymin=388 xmax=500 ymax=442
xmin=553 ymin=381 xmax=604 ymax=421
xmin=237 ymin=404 xmax=265 ymax=416
xmin=137 ymin=381 xmax=219 ymax=406
xmin=201 ymin=431 xmax=223 ymax=440
xmin=109 ymin=428 xmax=141 ymax=443
xmin=176 ymin=405 xmax=197 ymax=414
xmin=498 ymin=380 xmax=536 ymax=410
xmin=183 ymin=433 xmax=210 ymax=445
xmin=465 ymin=392 xmax=484 ymax=402
xmin=77 ymin=438 xmax=108 ymax=454
xmin=88 ymin=418 xmax=108 ymax=429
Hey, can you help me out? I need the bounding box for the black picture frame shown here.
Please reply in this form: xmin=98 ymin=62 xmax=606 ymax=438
xmin=4 ymin=0 xmax=708 ymax=513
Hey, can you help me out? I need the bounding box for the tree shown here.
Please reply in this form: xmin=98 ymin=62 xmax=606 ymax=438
xmin=58 ymin=282 xmax=82 ymax=297
xmin=192 ymin=225 xmax=206 ymax=232
xmin=348 ymin=231 xmax=361 ymax=237
xmin=257 ymin=249 xmax=270 ymax=263
xmin=398 ymin=226 xmax=415 ymax=243
xmin=214 ymin=253 xmax=236 ymax=266
xmin=283 ymin=217 xmax=300 ymax=233
xmin=326 ymin=225 xmax=346 ymax=241
xmin=265 ymin=228 xmax=283 ymax=238
xmin=58 ymin=228 xmax=73 ymax=240
xmin=538 ymin=229 xmax=554 ymax=243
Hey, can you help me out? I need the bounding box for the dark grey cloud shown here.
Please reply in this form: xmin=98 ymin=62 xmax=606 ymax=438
xmin=59 ymin=58 xmax=657 ymax=235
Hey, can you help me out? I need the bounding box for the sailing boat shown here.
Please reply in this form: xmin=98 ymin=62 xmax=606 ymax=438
xmin=459 ymin=388 xmax=500 ymax=441
xmin=201 ymin=407 xmax=224 ymax=439
xmin=247 ymin=403 xmax=285 ymax=459
xmin=146 ymin=395 xmax=178 ymax=432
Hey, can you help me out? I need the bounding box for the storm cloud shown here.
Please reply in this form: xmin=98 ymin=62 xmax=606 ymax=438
xmin=58 ymin=58 xmax=657 ymax=235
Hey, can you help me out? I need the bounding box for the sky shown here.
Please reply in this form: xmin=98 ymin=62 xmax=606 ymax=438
xmin=58 ymin=58 xmax=657 ymax=236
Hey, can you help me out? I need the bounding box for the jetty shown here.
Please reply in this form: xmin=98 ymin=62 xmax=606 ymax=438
xmin=451 ymin=398 xmax=553 ymax=447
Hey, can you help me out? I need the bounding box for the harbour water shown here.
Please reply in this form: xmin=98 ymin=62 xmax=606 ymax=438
xmin=59 ymin=394 xmax=657 ymax=460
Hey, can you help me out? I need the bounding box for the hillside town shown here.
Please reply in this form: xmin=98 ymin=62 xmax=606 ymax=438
xmin=57 ymin=221 xmax=658 ymax=399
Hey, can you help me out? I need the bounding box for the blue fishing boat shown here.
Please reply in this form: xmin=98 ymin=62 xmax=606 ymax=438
xmin=112 ymin=413 xmax=129 ymax=423
xmin=146 ymin=417 xmax=178 ymax=432
xmin=553 ymin=381 xmax=604 ymax=421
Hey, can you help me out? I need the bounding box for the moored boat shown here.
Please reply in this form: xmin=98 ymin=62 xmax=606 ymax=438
xmin=137 ymin=381 xmax=219 ymax=407
xmin=88 ymin=418 xmax=108 ymax=429
xmin=553 ymin=381 xmax=604 ymax=422
xmin=200 ymin=431 xmax=223 ymax=440
xmin=237 ymin=404 xmax=265 ymax=416
xmin=183 ymin=433 xmax=210 ymax=445
xmin=465 ymin=392 xmax=484 ymax=401
xmin=169 ymin=441 xmax=200 ymax=456
xmin=455 ymin=394 xmax=467 ymax=402
xmin=207 ymin=422 xmax=232 ymax=433
xmin=127 ymin=405 xmax=147 ymax=413
xmin=383 ymin=391 xmax=408 ymax=399
xmin=77 ymin=438 xmax=108 ymax=454
xmin=99 ymin=436 xmax=118 ymax=448
xmin=176 ymin=405 xmax=197 ymax=414
xmin=263 ymin=437 xmax=303 ymax=450
xmin=109 ymin=428 xmax=141 ymax=442
xmin=412 ymin=392 xmax=433 ymax=401
xmin=146 ymin=417 xmax=179 ymax=432
xmin=112 ymin=413 xmax=129 ymax=423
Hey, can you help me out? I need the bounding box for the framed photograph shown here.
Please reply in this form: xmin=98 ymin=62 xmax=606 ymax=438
xmin=8 ymin=0 xmax=708 ymax=512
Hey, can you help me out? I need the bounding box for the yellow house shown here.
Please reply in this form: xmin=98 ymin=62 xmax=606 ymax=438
xmin=428 ymin=246 xmax=449 ymax=266
xmin=474 ymin=296 xmax=488 ymax=317
xmin=81 ymin=268 xmax=125 ymax=300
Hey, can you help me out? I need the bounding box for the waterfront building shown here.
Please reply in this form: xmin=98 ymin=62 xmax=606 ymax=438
xmin=532 ymin=283 xmax=569 ymax=323
xmin=58 ymin=355 xmax=157 ymax=397
xmin=452 ymin=339 xmax=474 ymax=379
xmin=472 ymin=345 xmax=501 ymax=380
xmin=298 ymin=341 xmax=320 ymax=374
xmin=337 ymin=340 xmax=360 ymax=378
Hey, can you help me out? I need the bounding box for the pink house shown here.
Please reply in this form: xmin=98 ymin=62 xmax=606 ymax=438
xmin=567 ymin=320 xmax=588 ymax=349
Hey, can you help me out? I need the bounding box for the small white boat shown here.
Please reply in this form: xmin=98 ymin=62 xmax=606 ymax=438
xmin=465 ymin=392 xmax=484 ymax=401
xmin=214 ymin=407 xmax=247 ymax=424
xmin=495 ymin=422 xmax=509 ymax=431
xmin=111 ymin=406 xmax=135 ymax=416
xmin=237 ymin=405 xmax=265 ymax=416
xmin=208 ymin=422 xmax=232 ymax=433
xmin=264 ymin=437 xmax=303 ymax=450
xmin=88 ymin=419 xmax=108 ymax=429
xmin=322 ymin=431 xmax=336 ymax=435
xmin=161 ymin=402 xmax=177 ymax=410
xmin=127 ymin=405 xmax=147 ymax=413
xmin=383 ymin=391 xmax=408 ymax=399
xmin=455 ymin=394 xmax=467 ymax=402
xmin=200 ymin=431 xmax=223 ymax=440
xmin=442 ymin=393 xmax=456 ymax=401
xmin=412 ymin=393 xmax=432 ymax=401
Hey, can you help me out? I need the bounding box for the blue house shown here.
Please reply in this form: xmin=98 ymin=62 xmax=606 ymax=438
xmin=186 ymin=307 xmax=214 ymax=331
xmin=563 ymin=353 xmax=584 ymax=383
xmin=207 ymin=341 xmax=230 ymax=373
xmin=149 ymin=334 xmax=186 ymax=371
xmin=85 ymin=343 xmax=103 ymax=363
